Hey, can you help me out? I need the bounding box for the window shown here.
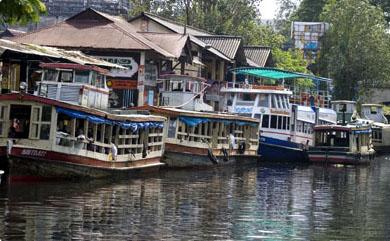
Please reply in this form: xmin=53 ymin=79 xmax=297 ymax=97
xmin=270 ymin=115 xmax=277 ymax=129
xmin=168 ymin=118 xmax=177 ymax=138
xmin=59 ymin=71 xmax=73 ymax=82
xmin=43 ymin=69 xmax=58 ymax=82
xmin=277 ymin=116 xmax=282 ymax=129
xmin=30 ymin=105 xmax=52 ymax=140
xmin=96 ymin=74 xmax=105 ymax=88
xmin=0 ymin=105 xmax=8 ymax=137
xmin=75 ymin=70 xmax=90 ymax=84
xmin=262 ymin=115 xmax=269 ymax=128
xmin=258 ymin=94 xmax=269 ymax=107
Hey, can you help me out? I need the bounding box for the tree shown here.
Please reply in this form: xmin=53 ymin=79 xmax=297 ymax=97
xmin=0 ymin=0 xmax=46 ymax=26
xmin=317 ymin=0 xmax=390 ymax=100
xmin=370 ymin=0 xmax=390 ymax=22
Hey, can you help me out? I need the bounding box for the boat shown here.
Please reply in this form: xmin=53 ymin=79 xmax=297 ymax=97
xmin=0 ymin=63 xmax=166 ymax=180
xmin=141 ymin=74 xmax=260 ymax=167
xmin=220 ymin=67 xmax=337 ymax=162
xmin=360 ymin=104 xmax=390 ymax=153
xmin=307 ymin=124 xmax=375 ymax=164
xmin=332 ymin=101 xmax=390 ymax=153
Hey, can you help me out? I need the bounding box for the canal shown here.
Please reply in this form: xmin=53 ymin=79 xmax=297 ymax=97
xmin=1 ymin=156 xmax=390 ymax=240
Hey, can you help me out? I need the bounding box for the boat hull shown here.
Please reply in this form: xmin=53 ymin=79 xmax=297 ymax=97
xmin=259 ymin=136 xmax=308 ymax=162
xmin=7 ymin=147 xmax=163 ymax=180
xmin=163 ymin=143 xmax=260 ymax=168
xmin=307 ymin=151 xmax=374 ymax=165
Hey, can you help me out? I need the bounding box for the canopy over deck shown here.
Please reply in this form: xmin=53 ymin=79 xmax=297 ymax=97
xmin=231 ymin=67 xmax=332 ymax=83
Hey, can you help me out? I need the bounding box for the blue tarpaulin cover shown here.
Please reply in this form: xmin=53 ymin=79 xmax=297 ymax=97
xmin=56 ymin=107 xmax=163 ymax=132
xmin=178 ymin=116 xmax=257 ymax=127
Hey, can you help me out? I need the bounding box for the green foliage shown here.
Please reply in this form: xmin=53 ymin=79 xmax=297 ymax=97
xmin=318 ymin=0 xmax=390 ymax=100
xmin=370 ymin=0 xmax=390 ymax=22
xmin=292 ymin=0 xmax=328 ymax=22
xmin=0 ymin=0 xmax=46 ymax=26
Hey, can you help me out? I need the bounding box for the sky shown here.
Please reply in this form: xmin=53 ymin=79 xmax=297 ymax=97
xmin=259 ymin=0 xmax=280 ymax=20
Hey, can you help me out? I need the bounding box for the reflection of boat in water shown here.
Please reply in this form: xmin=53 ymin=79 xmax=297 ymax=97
xmin=0 ymin=62 xmax=166 ymax=180
xmin=221 ymin=67 xmax=337 ymax=162
xmin=308 ymin=124 xmax=375 ymax=164
xmin=139 ymin=74 xmax=260 ymax=167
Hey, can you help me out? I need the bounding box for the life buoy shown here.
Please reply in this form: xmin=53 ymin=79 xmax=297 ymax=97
xmin=207 ymin=148 xmax=219 ymax=165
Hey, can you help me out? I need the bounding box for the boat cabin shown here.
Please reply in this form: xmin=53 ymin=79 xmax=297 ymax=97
xmin=37 ymin=63 xmax=110 ymax=109
xmin=308 ymin=124 xmax=375 ymax=164
xmin=158 ymin=74 xmax=213 ymax=111
xmin=361 ymin=104 xmax=388 ymax=124
xmin=331 ymin=100 xmax=358 ymax=124
xmin=0 ymin=93 xmax=166 ymax=178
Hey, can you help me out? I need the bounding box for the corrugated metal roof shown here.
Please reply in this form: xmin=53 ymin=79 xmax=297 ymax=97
xmin=12 ymin=8 xmax=174 ymax=58
xmin=196 ymin=36 xmax=242 ymax=60
xmin=141 ymin=12 xmax=212 ymax=36
xmin=0 ymin=39 xmax=125 ymax=69
xmin=189 ymin=35 xmax=231 ymax=62
xmin=246 ymin=57 xmax=260 ymax=67
xmin=139 ymin=32 xmax=189 ymax=58
xmin=244 ymin=46 xmax=271 ymax=67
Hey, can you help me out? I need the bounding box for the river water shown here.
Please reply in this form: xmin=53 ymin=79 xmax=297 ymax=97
xmin=1 ymin=156 xmax=390 ymax=240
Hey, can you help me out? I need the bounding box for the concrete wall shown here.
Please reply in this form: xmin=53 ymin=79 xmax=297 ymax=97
xmin=363 ymin=87 xmax=390 ymax=104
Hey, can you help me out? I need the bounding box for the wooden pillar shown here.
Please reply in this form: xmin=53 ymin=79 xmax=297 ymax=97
xmin=138 ymin=51 xmax=145 ymax=106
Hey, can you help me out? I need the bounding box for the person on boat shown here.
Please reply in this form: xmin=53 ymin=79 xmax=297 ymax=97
xmin=228 ymin=132 xmax=236 ymax=154
xmin=75 ymin=129 xmax=93 ymax=150
xmin=8 ymin=118 xmax=21 ymax=138
xmin=110 ymin=142 xmax=118 ymax=161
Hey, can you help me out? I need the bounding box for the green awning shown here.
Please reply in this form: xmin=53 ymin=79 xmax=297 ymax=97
xmin=232 ymin=67 xmax=332 ymax=82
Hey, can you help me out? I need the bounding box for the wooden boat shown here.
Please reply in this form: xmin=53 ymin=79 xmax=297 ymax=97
xmin=142 ymin=106 xmax=260 ymax=167
xmin=146 ymin=74 xmax=260 ymax=167
xmin=307 ymin=124 xmax=375 ymax=164
xmin=0 ymin=62 xmax=166 ymax=180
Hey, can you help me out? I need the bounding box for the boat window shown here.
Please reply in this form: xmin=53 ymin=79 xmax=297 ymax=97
xmin=270 ymin=115 xmax=277 ymax=129
xmin=243 ymin=93 xmax=255 ymax=101
xmin=75 ymin=70 xmax=90 ymax=84
xmin=43 ymin=69 xmax=58 ymax=82
xmin=282 ymin=116 xmax=287 ymax=130
xmin=277 ymin=116 xmax=282 ymax=129
xmin=0 ymin=105 xmax=8 ymax=137
xmin=258 ymin=94 xmax=269 ymax=107
xmin=168 ymin=118 xmax=177 ymax=138
xmin=96 ymin=74 xmax=105 ymax=88
xmin=262 ymin=114 xmax=269 ymax=128
xmin=286 ymin=117 xmax=290 ymax=130
xmin=271 ymin=95 xmax=277 ymax=108
xmin=59 ymin=71 xmax=73 ymax=83
xmin=370 ymin=106 xmax=378 ymax=114
xmin=30 ymin=105 xmax=52 ymax=140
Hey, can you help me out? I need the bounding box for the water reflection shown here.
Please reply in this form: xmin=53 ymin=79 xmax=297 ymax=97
xmin=0 ymin=157 xmax=390 ymax=240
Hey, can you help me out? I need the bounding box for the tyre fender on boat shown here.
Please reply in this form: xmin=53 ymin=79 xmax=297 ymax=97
xmin=222 ymin=147 xmax=229 ymax=162
xmin=207 ymin=148 xmax=219 ymax=165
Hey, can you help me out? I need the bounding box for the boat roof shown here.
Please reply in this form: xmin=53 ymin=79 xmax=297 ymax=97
xmin=362 ymin=103 xmax=383 ymax=107
xmin=231 ymin=67 xmax=333 ymax=83
xmin=314 ymin=124 xmax=371 ymax=131
xmin=0 ymin=93 xmax=165 ymax=122
xmin=139 ymin=106 xmax=259 ymax=123
xmin=39 ymin=63 xmax=109 ymax=75
xmin=159 ymin=74 xmax=207 ymax=82
xmin=331 ymin=100 xmax=357 ymax=104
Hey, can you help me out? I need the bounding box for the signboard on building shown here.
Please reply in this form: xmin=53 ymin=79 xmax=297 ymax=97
xmin=99 ymin=55 xmax=140 ymax=78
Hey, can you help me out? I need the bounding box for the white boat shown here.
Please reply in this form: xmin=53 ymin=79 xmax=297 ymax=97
xmin=220 ymin=67 xmax=337 ymax=162
xmin=140 ymin=74 xmax=261 ymax=167
xmin=333 ymin=101 xmax=390 ymax=153
xmin=0 ymin=63 xmax=166 ymax=180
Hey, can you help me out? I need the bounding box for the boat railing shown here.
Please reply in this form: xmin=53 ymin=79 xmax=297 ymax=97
xmin=224 ymin=82 xmax=286 ymax=90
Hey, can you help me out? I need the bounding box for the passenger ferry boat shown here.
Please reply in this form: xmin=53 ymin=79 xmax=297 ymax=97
xmin=0 ymin=63 xmax=166 ymax=180
xmin=221 ymin=67 xmax=337 ymax=162
xmin=307 ymin=124 xmax=375 ymax=164
xmin=141 ymin=74 xmax=260 ymax=167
